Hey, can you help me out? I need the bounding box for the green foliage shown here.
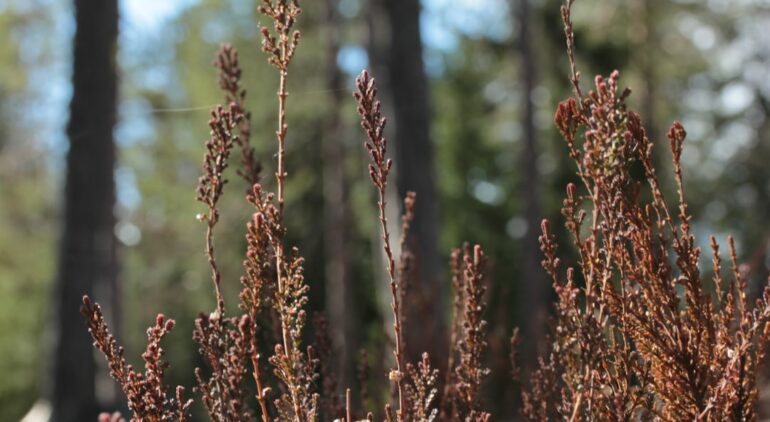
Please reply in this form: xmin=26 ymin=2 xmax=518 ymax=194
xmin=0 ymin=153 xmax=55 ymax=420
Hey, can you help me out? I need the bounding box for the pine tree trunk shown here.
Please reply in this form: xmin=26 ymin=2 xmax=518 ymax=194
xmin=51 ymin=0 xmax=118 ymax=420
xmin=516 ymin=0 xmax=547 ymax=372
xmin=382 ymin=0 xmax=447 ymax=367
xmin=322 ymin=0 xmax=353 ymax=390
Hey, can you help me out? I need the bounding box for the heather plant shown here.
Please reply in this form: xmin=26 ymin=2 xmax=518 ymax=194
xmin=80 ymin=0 xmax=770 ymax=420
xmin=512 ymin=1 xmax=770 ymax=420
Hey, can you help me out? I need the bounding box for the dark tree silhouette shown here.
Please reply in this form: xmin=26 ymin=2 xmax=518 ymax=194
xmin=515 ymin=0 xmax=548 ymax=372
xmin=382 ymin=0 xmax=447 ymax=367
xmin=322 ymin=0 xmax=354 ymax=389
xmin=51 ymin=0 xmax=119 ymax=420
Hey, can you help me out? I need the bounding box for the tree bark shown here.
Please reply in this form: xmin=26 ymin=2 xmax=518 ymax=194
xmin=51 ymin=0 xmax=118 ymax=420
xmin=382 ymin=0 xmax=446 ymax=366
xmin=322 ymin=0 xmax=353 ymax=389
xmin=515 ymin=0 xmax=547 ymax=372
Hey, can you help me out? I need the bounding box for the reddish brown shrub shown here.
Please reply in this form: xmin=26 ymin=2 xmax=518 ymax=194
xmin=81 ymin=1 xmax=770 ymax=420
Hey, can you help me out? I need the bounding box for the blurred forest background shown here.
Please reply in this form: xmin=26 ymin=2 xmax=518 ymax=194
xmin=1 ymin=0 xmax=770 ymax=420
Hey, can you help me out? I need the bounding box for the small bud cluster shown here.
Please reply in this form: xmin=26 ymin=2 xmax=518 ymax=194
xmin=451 ymin=245 xmax=491 ymax=421
xmin=196 ymin=104 xmax=242 ymax=215
xmin=193 ymin=313 xmax=253 ymax=421
xmin=354 ymin=71 xmax=392 ymax=193
xmin=258 ymin=0 xmax=302 ymax=71
xmin=214 ymin=44 xmax=260 ymax=186
xmin=404 ymin=353 xmax=439 ymax=422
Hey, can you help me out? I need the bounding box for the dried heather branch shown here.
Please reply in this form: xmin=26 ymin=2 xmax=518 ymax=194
xmin=256 ymin=3 xmax=321 ymax=420
xmin=509 ymin=328 xmax=521 ymax=384
xmin=238 ymin=185 xmax=277 ymax=422
xmin=452 ymin=245 xmax=491 ymax=420
xmin=258 ymin=0 xmax=301 ymax=216
xmin=404 ymin=353 xmax=439 ymax=422
xmin=214 ymin=44 xmax=260 ymax=186
xmin=314 ymin=314 xmax=344 ymax=421
xmin=270 ymin=342 xmax=320 ymax=421
xmin=82 ymin=296 xmax=192 ymax=421
xmin=398 ymin=192 xmax=416 ymax=277
xmin=196 ymin=103 xmax=242 ymax=316
xmin=259 ymin=0 xmax=301 ymax=381
xmin=193 ymin=313 xmax=253 ymax=421
xmin=267 ymin=248 xmax=318 ymax=421
xmin=560 ymin=0 xmax=583 ymax=105
xmin=98 ymin=412 xmax=126 ymax=422
xmin=397 ymin=192 xmax=417 ymax=332
xmin=384 ymin=404 xmax=396 ymax=422
xmin=440 ymin=248 xmax=465 ymax=418
xmin=193 ymin=99 xmax=258 ymax=422
xmin=245 ymin=181 xmax=317 ymax=421
xmin=354 ymin=70 xmax=407 ymax=422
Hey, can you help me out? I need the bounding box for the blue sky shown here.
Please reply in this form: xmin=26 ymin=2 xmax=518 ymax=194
xmin=121 ymin=0 xmax=198 ymax=31
xmin=121 ymin=0 xmax=511 ymax=50
xmin=119 ymin=0 xmax=511 ymax=82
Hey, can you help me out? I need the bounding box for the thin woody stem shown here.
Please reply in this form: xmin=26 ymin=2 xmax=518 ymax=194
xmin=274 ymin=67 xmax=304 ymax=422
xmin=355 ymin=70 xmax=407 ymax=421
xmin=260 ymin=1 xmax=306 ymax=419
xmin=561 ymin=0 xmax=584 ymax=105
xmin=377 ymin=183 xmax=407 ymax=421
xmin=276 ymin=68 xmax=288 ymax=215
xmin=251 ymin=336 xmax=270 ymax=422
xmin=205 ymin=217 xmax=225 ymax=317
xmin=275 ymin=66 xmax=291 ymax=360
xmin=346 ymin=388 xmax=352 ymax=422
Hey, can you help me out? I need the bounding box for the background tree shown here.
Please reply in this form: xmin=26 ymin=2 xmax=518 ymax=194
xmin=514 ymin=0 xmax=547 ymax=374
xmin=322 ymin=0 xmax=354 ymax=390
xmin=51 ymin=0 xmax=119 ymax=420
xmin=382 ymin=0 xmax=446 ymax=368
